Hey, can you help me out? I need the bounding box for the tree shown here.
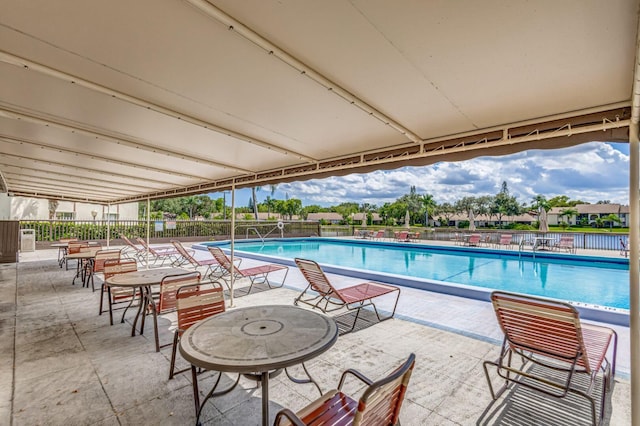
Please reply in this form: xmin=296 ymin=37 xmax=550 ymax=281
xmin=491 ymin=181 xmax=520 ymax=227
xmin=603 ymin=213 xmax=622 ymax=230
xmin=434 ymin=202 xmax=455 ymax=226
xmin=48 ymin=199 xmax=59 ymax=220
xmin=422 ymin=194 xmax=436 ymax=226
xmin=251 ymin=186 xmax=261 ymax=219
xmin=559 ymin=207 xmax=578 ymax=227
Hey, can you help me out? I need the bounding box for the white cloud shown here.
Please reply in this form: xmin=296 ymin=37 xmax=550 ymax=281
xmin=274 ymin=142 xmax=630 ymax=207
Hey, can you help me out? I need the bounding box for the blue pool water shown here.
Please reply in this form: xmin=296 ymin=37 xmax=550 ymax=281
xmin=202 ymin=238 xmax=629 ymax=310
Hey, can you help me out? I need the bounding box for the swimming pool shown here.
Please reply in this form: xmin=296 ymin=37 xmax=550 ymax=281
xmin=198 ymin=238 xmax=629 ymax=323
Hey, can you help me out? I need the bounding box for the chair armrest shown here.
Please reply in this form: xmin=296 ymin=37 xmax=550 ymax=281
xmin=274 ymin=408 xmax=306 ymax=426
xmin=337 ymin=368 xmax=373 ymax=390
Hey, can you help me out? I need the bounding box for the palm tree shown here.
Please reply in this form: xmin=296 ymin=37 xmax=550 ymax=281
xmin=559 ymin=207 xmax=578 ymax=227
xmin=603 ymin=213 xmax=622 ymax=230
xmin=251 ymin=186 xmax=261 ymax=220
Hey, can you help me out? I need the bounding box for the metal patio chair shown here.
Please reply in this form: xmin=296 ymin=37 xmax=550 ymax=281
xmin=207 ymin=246 xmax=289 ymax=295
xmin=100 ymin=258 xmax=138 ymax=325
xmin=170 ymin=240 xmax=221 ymax=281
xmin=274 ymin=353 xmax=415 ymax=426
xmin=294 ymin=258 xmax=400 ymax=333
xmin=169 ymin=280 xmax=226 ymax=379
xmin=483 ymin=291 xmax=617 ymax=425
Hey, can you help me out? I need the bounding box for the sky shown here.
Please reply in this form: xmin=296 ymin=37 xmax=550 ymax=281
xmin=209 ymin=141 xmax=630 ymax=209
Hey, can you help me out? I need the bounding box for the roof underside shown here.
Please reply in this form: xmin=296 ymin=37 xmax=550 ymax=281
xmin=0 ymin=0 xmax=638 ymax=204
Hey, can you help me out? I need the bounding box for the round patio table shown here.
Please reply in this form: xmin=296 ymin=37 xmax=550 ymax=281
xmin=179 ymin=304 xmax=338 ymax=426
xmin=65 ymin=247 xmax=101 ymax=287
xmin=105 ymin=267 xmax=191 ymax=337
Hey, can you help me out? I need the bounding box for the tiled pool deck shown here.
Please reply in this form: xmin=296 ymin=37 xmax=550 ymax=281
xmin=1 ymin=242 xmax=631 ymax=425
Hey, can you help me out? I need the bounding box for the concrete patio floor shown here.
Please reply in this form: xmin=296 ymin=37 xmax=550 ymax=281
xmin=1 ymin=245 xmax=631 ymax=425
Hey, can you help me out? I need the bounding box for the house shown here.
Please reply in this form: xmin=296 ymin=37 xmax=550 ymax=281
xmin=352 ymin=212 xmax=383 ymax=224
xmin=0 ymin=194 xmax=138 ymax=221
xmin=548 ymin=204 xmax=629 ymax=227
xmin=306 ymin=212 xmax=344 ymax=224
xmin=442 ymin=212 xmax=536 ymax=228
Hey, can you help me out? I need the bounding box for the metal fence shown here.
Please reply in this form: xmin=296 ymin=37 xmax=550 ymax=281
xmin=19 ymin=220 xmax=320 ymax=244
xmin=18 ymin=220 xmax=626 ymax=252
xmin=318 ymin=226 xmax=626 ymax=252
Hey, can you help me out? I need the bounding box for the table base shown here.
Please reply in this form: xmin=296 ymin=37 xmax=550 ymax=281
xmin=191 ymin=364 xmax=322 ymax=426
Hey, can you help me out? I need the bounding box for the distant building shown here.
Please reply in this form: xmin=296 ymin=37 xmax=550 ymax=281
xmin=306 ymin=212 xmax=343 ymax=224
xmin=442 ymin=213 xmax=536 ymax=228
xmin=548 ymin=204 xmax=629 ymax=227
xmin=0 ymin=194 xmax=138 ymax=221
xmin=352 ymin=212 xmax=382 ymax=224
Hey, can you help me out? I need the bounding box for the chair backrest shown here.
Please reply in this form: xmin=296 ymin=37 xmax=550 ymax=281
xmin=68 ymin=241 xmax=90 ymax=254
xmin=103 ymin=258 xmax=138 ymax=279
xmin=396 ymin=231 xmax=408 ymax=240
xmin=159 ymin=271 xmax=201 ymax=313
xmin=559 ymin=235 xmax=574 ymax=247
xmin=294 ymin=258 xmax=337 ymax=297
xmin=93 ymin=249 xmax=121 ymax=273
xmin=175 ymin=282 xmax=226 ymax=335
xmin=120 ymin=234 xmax=142 ymax=250
xmin=135 ymin=237 xmax=150 ymax=250
xmin=375 ymin=230 xmax=385 ymax=238
xmin=171 ymin=240 xmax=197 ymax=267
xmin=207 ymin=247 xmax=236 ymax=275
xmin=499 ymin=234 xmax=512 ymax=244
xmin=355 ymin=353 xmax=416 ymax=425
xmin=490 ymin=291 xmax=591 ymax=372
xmin=59 ymin=237 xmax=78 ymax=244
xmin=468 ymin=234 xmax=481 ymax=244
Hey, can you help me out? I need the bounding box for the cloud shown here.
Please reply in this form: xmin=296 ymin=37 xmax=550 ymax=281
xmin=275 ymin=142 xmax=630 ymax=207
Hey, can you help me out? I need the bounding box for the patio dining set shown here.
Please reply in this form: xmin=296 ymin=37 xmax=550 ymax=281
xmin=52 ymin=236 xmax=617 ymax=425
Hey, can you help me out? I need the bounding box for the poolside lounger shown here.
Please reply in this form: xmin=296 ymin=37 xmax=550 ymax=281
xmin=464 ymin=233 xmax=481 ymax=247
xmin=171 ymin=240 xmax=223 ymax=281
xmin=274 ymin=353 xmax=415 ymax=426
xmin=555 ymin=235 xmax=576 ymax=254
xmin=135 ymin=237 xmax=188 ymax=267
xmin=483 ymin=291 xmax=617 ymax=426
xmin=207 ymin=246 xmax=289 ymax=295
xmin=294 ymin=258 xmax=401 ymax=333
xmin=394 ymin=231 xmax=410 ymax=242
xmin=119 ymin=234 xmax=146 ymax=262
xmin=495 ymin=234 xmax=512 ymax=249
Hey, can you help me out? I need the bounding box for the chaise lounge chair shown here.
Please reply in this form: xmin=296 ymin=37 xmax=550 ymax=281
xmin=620 ymin=237 xmax=629 ymax=257
xmin=294 ymin=258 xmax=401 ymax=333
xmin=207 ymin=246 xmax=289 ymax=295
xmin=483 ymin=291 xmax=617 ymax=426
xmin=136 ymin=237 xmax=190 ymax=267
xmin=554 ymin=234 xmax=576 ymax=254
xmin=171 ymin=240 xmax=224 ymax=281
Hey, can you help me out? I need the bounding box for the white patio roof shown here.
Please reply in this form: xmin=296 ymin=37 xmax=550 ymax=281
xmin=0 ymin=0 xmax=637 ymax=204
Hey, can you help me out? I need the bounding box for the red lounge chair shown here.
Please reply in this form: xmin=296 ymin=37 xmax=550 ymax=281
xmin=495 ymin=234 xmax=512 ymax=248
xmin=171 ymin=240 xmax=223 ymax=281
xmin=207 ymin=246 xmax=289 ymax=295
xmin=483 ymin=291 xmax=617 ymax=425
xmin=465 ymin=233 xmax=481 ymax=246
xmin=274 ymin=353 xmax=415 ymax=426
xmin=294 ymin=258 xmax=400 ymax=333
xmin=394 ymin=231 xmax=410 ymax=242
xmin=135 ymin=237 xmax=188 ymax=267
xmin=555 ymin=235 xmax=576 ymax=254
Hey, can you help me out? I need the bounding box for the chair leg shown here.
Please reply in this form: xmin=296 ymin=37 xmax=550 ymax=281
xmin=169 ymin=332 xmax=179 ymax=380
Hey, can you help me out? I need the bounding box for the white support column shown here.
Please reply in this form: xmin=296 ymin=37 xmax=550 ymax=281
xmin=229 ymin=184 xmax=236 ymax=308
xmin=146 ymin=198 xmax=150 ymax=269
xmin=106 ymin=204 xmax=111 ymax=248
xmin=630 ymin=121 xmax=639 ymax=426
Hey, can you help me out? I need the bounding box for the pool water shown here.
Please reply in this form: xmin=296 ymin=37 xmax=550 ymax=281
xmin=206 ymin=239 xmax=629 ymax=310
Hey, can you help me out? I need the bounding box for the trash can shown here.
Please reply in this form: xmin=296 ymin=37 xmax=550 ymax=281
xmin=19 ymin=229 xmax=36 ymax=252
